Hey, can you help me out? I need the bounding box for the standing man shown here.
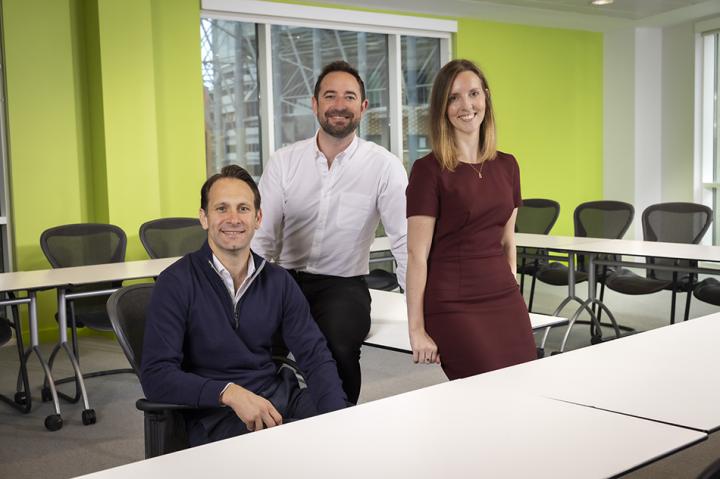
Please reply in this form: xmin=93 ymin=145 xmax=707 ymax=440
xmin=141 ymin=165 xmax=347 ymax=446
xmin=253 ymin=61 xmax=408 ymax=404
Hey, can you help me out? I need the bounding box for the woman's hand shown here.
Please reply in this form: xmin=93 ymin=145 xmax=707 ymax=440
xmin=410 ymin=328 xmax=440 ymax=364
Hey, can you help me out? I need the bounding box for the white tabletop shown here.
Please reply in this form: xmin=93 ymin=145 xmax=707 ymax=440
xmin=0 ymin=257 xmax=179 ymax=293
xmin=365 ymin=289 xmax=567 ymax=352
xmin=370 ymin=236 xmax=392 ymax=253
xmin=574 ymin=237 xmax=720 ymax=262
xmin=515 ymin=233 xmax=600 ymax=250
xmin=74 ymin=382 xmax=705 ymax=479
xmin=466 ymin=312 xmax=720 ymax=432
xmin=515 ymin=233 xmax=720 ymax=262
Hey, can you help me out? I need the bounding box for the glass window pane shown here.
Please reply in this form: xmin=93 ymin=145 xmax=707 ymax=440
xmin=201 ymin=19 xmax=262 ymax=178
xmin=401 ymin=36 xmax=440 ymax=170
xmin=271 ymin=26 xmax=390 ymax=150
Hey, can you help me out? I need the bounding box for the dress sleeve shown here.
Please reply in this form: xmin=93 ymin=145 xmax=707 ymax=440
xmin=406 ymin=157 xmax=440 ymax=218
xmin=511 ymin=154 xmax=522 ymax=208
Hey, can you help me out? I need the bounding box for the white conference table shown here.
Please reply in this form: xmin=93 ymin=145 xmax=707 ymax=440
xmin=75 ymin=380 xmax=705 ymax=479
xmin=0 ymin=257 xmax=179 ymax=429
xmin=514 ymin=233 xmax=720 ymax=350
xmin=366 ymin=289 xmax=568 ymax=353
xmin=465 ymin=312 xmax=720 ymax=433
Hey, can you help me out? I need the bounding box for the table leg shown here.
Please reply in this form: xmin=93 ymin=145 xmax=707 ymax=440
xmin=0 ymin=297 xmax=32 ymax=414
xmin=540 ymin=253 xmax=593 ymax=355
xmin=44 ymin=287 xmax=95 ymax=426
xmin=563 ymin=255 xmax=622 ymax=349
xmin=28 ymin=291 xmax=64 ymax=431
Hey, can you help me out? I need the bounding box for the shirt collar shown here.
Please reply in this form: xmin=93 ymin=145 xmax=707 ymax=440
xmin=313 ymin=130 xmax=360 ymax=164
xmin=211 ymin=252 xmax=255 ymax=286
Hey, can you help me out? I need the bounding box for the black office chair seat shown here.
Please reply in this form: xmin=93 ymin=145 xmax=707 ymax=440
xmin=605 ymin=268 xmax=672 ymax=295
xmin=68 ymin=296 xmax=115 ymax=331
xmin=536 ymin=263 xmax=589 ymax=286
xmin=693 ymin=278 xmax=720 ymax=306
xmin=364 ymin=269 xmax=399 ymax=291
xmin=517 ymin=261 xmax=542 ymax=275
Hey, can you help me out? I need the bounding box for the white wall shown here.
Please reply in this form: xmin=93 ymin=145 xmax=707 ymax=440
xmin=604 ymin=21 xmax=698 ymax=239
xmin=661 ymin=21 xmax=696 ymax=204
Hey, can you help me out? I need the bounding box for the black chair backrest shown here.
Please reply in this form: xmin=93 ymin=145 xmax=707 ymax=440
xmin=40 ymin=223 xmax=127 ymax=268
xmin=698 ymin=457 xmax=720 ymax=479
xmin=106 ymin=283 xmax=155 ymax=375
xmin=642 ymin=202 xmax=713 ymax=281
xmin=139 ymin=218 xmax=206 ymax=259
xmin=515 ymin=198 xmax=560 ymax=234
xmin=574 ymin=201 xmax=634 ymax=239
xmin=574 ymin=201 xmax=634 ymax=272
xmin=642 ymin=202 xmax=713 ymax=244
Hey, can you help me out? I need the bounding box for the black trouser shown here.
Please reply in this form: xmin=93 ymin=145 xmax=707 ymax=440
xmin=185 ymin=367 xmax=317 ymax=447
xmin=286 ymin=271 xmax=371 ymax=404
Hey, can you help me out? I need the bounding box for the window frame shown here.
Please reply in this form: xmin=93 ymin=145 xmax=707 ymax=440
xmin=696 ymin=17 xmax=720 ymax=244
xmin=201 ymin=0 xmax=456 ymax=164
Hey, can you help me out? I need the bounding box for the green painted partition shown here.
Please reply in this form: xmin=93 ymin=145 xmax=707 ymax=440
xmin=2 ymin=0 xmax=204 ymax=340
xmin=457 ymin=19 xmax=603 ymax=235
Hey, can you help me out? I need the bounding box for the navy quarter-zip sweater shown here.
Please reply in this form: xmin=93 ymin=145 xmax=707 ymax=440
xmin=140 ymin=242 xmax=347 ymax=413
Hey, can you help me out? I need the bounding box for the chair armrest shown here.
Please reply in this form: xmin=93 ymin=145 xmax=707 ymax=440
xmin=136 ymin=398 xmax=194 ymax=413
xmin=272 ymin=355 xmax=308 ymax=381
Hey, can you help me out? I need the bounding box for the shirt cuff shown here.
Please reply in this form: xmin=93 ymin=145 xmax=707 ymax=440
xmin=219 ymin=382 xmax=234 ymax=405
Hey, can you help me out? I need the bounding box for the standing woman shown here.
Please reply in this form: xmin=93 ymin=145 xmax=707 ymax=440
xmin=405 ymin=59 xmax=536 ymax=380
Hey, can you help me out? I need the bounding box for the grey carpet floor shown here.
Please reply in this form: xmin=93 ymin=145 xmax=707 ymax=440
xmin=1 ymin=279 xmax=719 ymax=478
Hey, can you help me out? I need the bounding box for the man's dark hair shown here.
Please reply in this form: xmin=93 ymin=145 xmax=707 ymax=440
xmin=313 ymin=60 xmax=366 ymax=102
xmin=200 ymin=164 xmax=261 ymax=211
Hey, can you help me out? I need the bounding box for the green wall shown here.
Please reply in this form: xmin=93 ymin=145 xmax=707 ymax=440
xmin=457 ymin=19 xmax=603 ymax=235
xmin=1 ymin=0 xmax=601 ymax=340
xmin=2 ymin=0 xmax=205 ymax=339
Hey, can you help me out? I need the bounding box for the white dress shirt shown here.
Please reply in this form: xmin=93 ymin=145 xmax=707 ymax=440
xmin=210 ymin=253 xmax=257 ymax=402
xmin=211 ymin=253 xmax=256 ymax=306
xmin=252 ymin=132 xmax=408 ymax=289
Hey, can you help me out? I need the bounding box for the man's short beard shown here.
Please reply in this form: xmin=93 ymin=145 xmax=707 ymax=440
xmin=318 ymin=111 xmax=360 ymax=139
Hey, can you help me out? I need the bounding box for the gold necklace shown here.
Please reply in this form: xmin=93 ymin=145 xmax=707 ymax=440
xmin=466 ymin=161 xmax=485 ymax=179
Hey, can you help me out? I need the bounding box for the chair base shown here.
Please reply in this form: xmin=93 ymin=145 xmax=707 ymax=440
xmin=43 ymin=368 xmax=134 ymax=404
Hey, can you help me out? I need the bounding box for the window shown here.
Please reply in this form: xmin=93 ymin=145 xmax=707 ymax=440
xmin=200 ymin=0 xmax=455 ymax=177
xmin=201 ymin=19 xmax=262 ymax=177
xmin=271 ymin=26 xmax=389 ymax=150
xmin=402 ymin=36 xmax=441 ymax=168
xmin=700 ymin=30 xmax=720 ymax=243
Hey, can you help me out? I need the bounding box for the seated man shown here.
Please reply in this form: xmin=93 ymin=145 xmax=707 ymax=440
xmin=140 ymin=165 xmax=347 ymax=447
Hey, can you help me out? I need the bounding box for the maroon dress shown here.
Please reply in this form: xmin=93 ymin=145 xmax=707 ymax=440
xmin=406 ymin=151 xmax=536 ymax=380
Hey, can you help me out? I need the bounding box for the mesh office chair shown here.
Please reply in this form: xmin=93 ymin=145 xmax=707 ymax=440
xmin=693 ymin=278 xmax=720 ymax=306
xmin=606 ymin=202 xmax=713 ymax=324
xmin=515 ymin=198 xmax=560 ymax=312
xmin=365 ymin=269 xmax=400 ymax=291
xmin=139 ymin=217 xmax=206 ymax=259
xmin=698 ymin=457 xmax=720 ymax=479
xmin=108 ymin=283 xmax=308 ymax=458
xmin=107 ymin=284 xmax=190 ymax=458
xmin=39 ymin=223 xmax=131 ymax=403
xmin=536 ymin=201 xmax=635 ymax=317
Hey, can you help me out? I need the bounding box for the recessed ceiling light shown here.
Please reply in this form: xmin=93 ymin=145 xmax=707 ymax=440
xmin=590 ymin=0 xmax=614 ymax=5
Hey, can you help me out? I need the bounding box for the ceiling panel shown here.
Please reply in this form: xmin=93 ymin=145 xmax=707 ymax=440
xmin=460 ymin=0 xmax=707 ymax=20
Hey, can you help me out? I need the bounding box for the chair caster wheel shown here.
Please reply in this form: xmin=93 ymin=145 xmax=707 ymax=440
xmin=536 ymin=348 xmax=545 ymax=359
xmin=45 ymin=414 xmax=63 ymax=431
xmin=14 ymin=391 xmax=28 ymax=405
xmin=82 ymin=409 xmax=96 ymax=425
xmin=41 ymin=387 xmax=53 ymax=402
xmin=550 ymin=351 xmax=562 ymax=356
xmin=590 ymin=336 xmax=603 ymax=345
